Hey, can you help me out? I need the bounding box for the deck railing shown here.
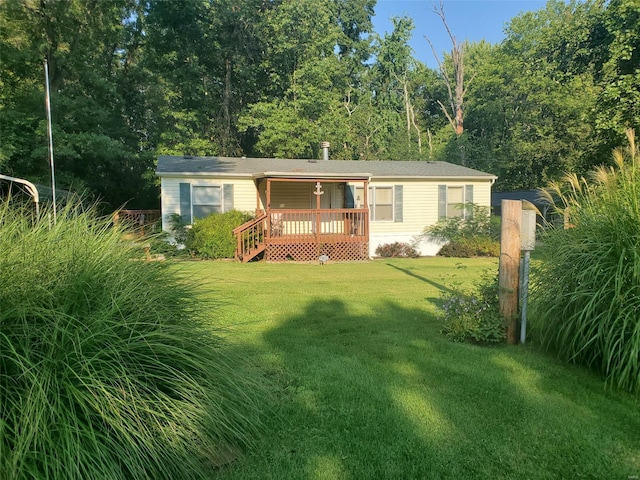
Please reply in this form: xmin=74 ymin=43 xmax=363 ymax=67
xmin=234 ymin=208 xmax=369 ymax=262
xmin=113 ymin=209 xmax=161 ymax=235
xmin=266 ymin=208 xmax=368 ymax=242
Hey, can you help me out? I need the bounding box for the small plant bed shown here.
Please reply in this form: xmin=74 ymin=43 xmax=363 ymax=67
xmin=176 ymin=259 xmax=640 ymax=480
xmin=375 ymin=241 xmax=419 ymax=258
xmin=439 ymin=269 xmax=505 ymax=344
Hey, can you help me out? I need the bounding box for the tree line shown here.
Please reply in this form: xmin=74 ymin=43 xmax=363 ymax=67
xmin=1 ymin=0 xmax=638 ymax=209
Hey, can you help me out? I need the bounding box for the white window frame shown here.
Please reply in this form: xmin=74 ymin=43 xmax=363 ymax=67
xmin=357 ymin=186 xmax=394 ymax=222
xmin=192 ymin=184 xmax=223 ymax=220
xmin=446 ymin=186 xmax=465 ymax=219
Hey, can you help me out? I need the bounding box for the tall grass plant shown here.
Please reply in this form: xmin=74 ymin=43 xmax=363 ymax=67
xmin=531 ymin=129 xmax=640 ymax=392
xmin=0 ymin=201 xmax=263 ymax=479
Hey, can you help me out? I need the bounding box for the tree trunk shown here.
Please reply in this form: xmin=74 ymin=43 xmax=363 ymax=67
xmin=222 ymin=58 xmax=232 ymax=154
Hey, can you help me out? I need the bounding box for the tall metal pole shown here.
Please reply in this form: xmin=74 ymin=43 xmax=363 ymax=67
xmin=519 ymin=209 xmax=537 ymax=344
xmin=520 ymin=250 xmax=531 ymax=344
xmin=44 ymin=59 xmax=57 ymax=224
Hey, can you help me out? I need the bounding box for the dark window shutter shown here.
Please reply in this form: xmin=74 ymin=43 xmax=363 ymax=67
xmin=223 ymin=184 xmax=234 ymax=212
xmin=179 ymin=183 xmax=192 ymax=224
xmin=394 ymin=185 xmax=403 ymax=222
xmin=345 ymin=185 xmax=355 ymax=208
xmin=438 ymin=185 xmax=447 ymax=221
xmin=465 ymin=185 xmax=474 ymax=218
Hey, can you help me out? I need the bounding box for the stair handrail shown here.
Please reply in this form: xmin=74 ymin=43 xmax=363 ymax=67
xmin=232 ymin=212 xmax=267 ymax=235
xmin=233 ymin=212 xmax=267 ymax=261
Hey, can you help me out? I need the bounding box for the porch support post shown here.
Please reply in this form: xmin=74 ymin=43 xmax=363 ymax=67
xmin=266 ymin=179 xmax=272 ymax=242
xmin=266 ymin=178 xmax=271 ymax=211
xmin=363 ymin=179 xmax=369 ymax=238
xmin=315 ymin=180 xmax=321 ymax=245
xmin=255 ymin=181 xmax=261 ymax=214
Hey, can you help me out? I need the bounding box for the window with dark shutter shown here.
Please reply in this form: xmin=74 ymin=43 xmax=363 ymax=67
xmin=179 ymin=183 xmax=192 ymax=224
xmin=438 ymin=185 xmax=447 ymax=221
xmin=394 ymin=185 xmax=403 ymax=222
xmin=223 ymin=184 xmax=234 ymax=211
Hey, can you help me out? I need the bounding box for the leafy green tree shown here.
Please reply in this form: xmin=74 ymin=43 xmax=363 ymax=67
xmin=371 ymin=16 xmax=427 ymax=159
xmin=593 ymin=0 xmax=640 ymax=150
xmin=1 ymin=0 xmax=156 ymax=208
xmin=462 ymin=1 xmax=601 ymax=190
xmin=240 ymin=0 xmax=372 ymax=159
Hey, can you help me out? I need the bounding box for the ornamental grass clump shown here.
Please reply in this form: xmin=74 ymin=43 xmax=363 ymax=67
xmin=531 ymin=129 xmax=640 ymax=392
xmin=0 ymin=201 xmax=263 ymax=479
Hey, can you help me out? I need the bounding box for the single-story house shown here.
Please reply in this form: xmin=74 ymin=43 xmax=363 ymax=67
xmin=156 ymin=155 xmax=497 ymax=262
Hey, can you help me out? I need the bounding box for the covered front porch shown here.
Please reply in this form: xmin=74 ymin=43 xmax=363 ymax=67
xmin=234 ymin=175 xmax=370 ymax=262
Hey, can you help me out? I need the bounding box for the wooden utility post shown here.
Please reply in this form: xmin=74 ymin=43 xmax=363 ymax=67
xmin=499 ymin=200 xmax=522 ymax=344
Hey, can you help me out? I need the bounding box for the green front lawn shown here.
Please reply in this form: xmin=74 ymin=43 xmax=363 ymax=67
xmin=183 ymin=258 xmax=640 ymax=479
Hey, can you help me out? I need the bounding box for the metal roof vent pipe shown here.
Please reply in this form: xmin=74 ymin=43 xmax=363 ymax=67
xmin=320 ymin=141 xmax=330 ymax=161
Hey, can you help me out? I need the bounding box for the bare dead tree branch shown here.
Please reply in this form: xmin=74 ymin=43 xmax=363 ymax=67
xmin=409 ymin=101 xmax=422 ymax=154
xmin=436 ymin=99 xmax=456 ymax=132
xmin=425 ymin=1 xmax=468 ymax=139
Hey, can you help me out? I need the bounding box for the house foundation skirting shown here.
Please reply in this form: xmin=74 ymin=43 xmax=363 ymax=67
xmin=266 ymin=241 xmax=369 ymax=262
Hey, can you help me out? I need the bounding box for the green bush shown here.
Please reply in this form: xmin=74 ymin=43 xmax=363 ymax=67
xmin=531 ymin=129 xmax=640 ymax=392
xmin=375 ymin=242 xmax=419 ymax=258
xmin=439 ymin=271 xmax=505 ymax=344
xmin=169 ymin=212 xmax=189 ymax=245
xmin=187 ymin=210 xmax=253 ymax=259
xmin=437 ymin=236 xmax=500 ymax=258
xmin=0 ymin=201 xmax=263 ymax=479
xmin=424 ymin=203 xmax=500 ymax=257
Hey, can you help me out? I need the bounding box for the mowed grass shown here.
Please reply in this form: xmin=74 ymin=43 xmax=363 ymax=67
xmin=181 ymin=258 xmax=640 ymax=479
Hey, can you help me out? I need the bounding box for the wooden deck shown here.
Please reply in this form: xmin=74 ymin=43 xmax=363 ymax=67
xmin=113 ymin=209 xmax=161 ymax=236
xmin=234 ymin=208 xmax=369 ymax=262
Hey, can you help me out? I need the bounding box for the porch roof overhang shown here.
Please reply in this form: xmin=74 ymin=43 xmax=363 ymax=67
xmin=256 ymin=171 xmax=371 ymax=181
xmin=371 ymin=174 xmax=497 ymax=183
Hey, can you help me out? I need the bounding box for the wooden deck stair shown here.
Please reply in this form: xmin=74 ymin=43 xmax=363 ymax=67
xmin=233 ymin=213 xmax=267 ymax=263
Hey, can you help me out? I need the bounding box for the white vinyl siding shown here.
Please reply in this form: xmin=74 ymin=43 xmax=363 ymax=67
xmin=366 ymin=179 xmax=492 ymax=256
xmin=270 ymin=182 xmax=312 ymax=209
xmin=159 ymin=177 xmax=256 ymax=231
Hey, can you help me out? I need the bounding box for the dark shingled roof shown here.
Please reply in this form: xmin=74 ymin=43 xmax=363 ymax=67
xmin=156 ymin=155 xmax=496 ymax=180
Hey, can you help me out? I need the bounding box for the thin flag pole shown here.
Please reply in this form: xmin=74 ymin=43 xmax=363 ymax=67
xmin=44 ymin=59 xmax=57 ymax=224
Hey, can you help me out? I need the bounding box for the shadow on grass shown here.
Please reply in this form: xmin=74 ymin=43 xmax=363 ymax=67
xmin=385 ymin=262 xmax=456 ymax=295
xmin=216 ymin=297 xmax=640 ymax=480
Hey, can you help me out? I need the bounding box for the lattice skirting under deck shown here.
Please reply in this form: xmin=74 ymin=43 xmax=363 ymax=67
xmin=266 ymin=242 xmax=369 ymax=262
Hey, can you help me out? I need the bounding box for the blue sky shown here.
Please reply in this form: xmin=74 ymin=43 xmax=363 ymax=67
xmin=372 ymin=0 xmax=549 ymax=67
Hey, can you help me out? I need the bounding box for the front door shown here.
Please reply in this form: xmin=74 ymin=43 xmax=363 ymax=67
xmin=316 ymin=183 xmax=344 ymax=209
